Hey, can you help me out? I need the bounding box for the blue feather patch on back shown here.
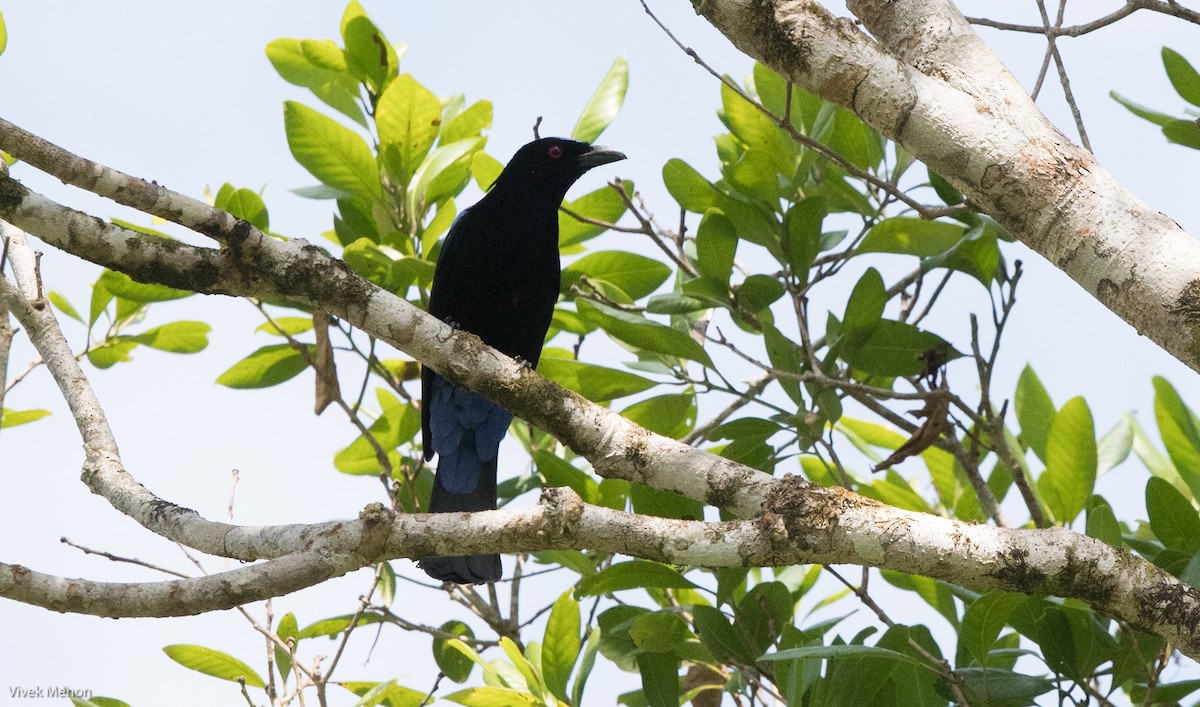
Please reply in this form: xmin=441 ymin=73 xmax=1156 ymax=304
xmin=428 ymin=375 xmax=513 ymax=494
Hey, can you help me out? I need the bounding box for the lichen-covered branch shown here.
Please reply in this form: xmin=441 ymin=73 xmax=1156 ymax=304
xmin=690 ymin=0 xmax=1200 ymax=373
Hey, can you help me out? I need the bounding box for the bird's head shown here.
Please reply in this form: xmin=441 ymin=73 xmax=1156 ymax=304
xmin=491 ymin=137 xmax=626 ymax=203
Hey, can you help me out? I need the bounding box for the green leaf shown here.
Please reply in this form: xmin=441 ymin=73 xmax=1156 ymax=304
xmin=842 ymin=268 xmax=886 ymax=336
xmin=408 ymin=137 xmax=485 ymax=215
xmin=340 ymin=1 xmax=396 ymax=92
xmin=1164 ymin=118 xmax=1200 ymax=150
xmin=162 ymin=645 xmax=266 ymax=688
xmin=563 ymin=251 xmax=670 ymax=301
xmin=339 ymin=681 xmax=426 ymax=707
xmin=1085 ymin=497 xmax=1123 ymax=548
xmin=576 ymin=299 xmax=714 ymax=369
xmin=443 ymin=687 xmax=541 ymax=706
xmin=0 ymin=408 xmax=51 ymax=429
xmin=572 ymin=56 xmax=628 ymax=143
xmin=635 ymin=651 xmax=680 ymax=707
xmin=1109 ymin=90 xmax=1176 ymax=127
xmin=275 ymin=612 xmax=297 ymax=684
xmin=923 ymin=223 xmax=999 ymax=287
xmin=257 ymin=317 xmax=314 ymax=337
xmin=97 ymin=270 xmax=192 ymax=303
xmin=1147 ymin=476 xmax=1200 ymax=553
xmin=841 ymin=320 xmax=959 ymax=377
xmin=434 ymin=621 xmax=476 ymax=683
xmin=662 ymin=158 xmax=718 ymax=213
xmin=376 ymin=73 xmax=443 ymax=184
xmin=334 ymin=400 xmax=421 ymax=474
xmin=761 ymin=644 xmax=934 ymax=672
xmin=214 ymin=184 xmax=269 ymax=231
xmin=631 ymin=483 xmax=704 ymax=520
xmin=1154 ymin=376 xmax=1200 ymax=500
xmin=695 ymin=209 xmax=737 ymax=284
xmin=736 ymin=275 xmax=785 ymax=313
xmin=631 ymin=611 xmax=691 ymax=654
xmin=537 ymin=357 xmax=656 ymax=402
xmin=86 ymin=339 xmax=139 ymax=369
xmin=1015 ymin=364 xmax=1056 ymax=464
xmin=1163 ymin=47 xmax=1200 ymax=108
xmin=297 ymin=612 xmax=384 ymax=639
xmin=442 ymin=99 xmax=493 ymax=145
xmin=783 ymin=197 xmax=826 ymax=281
xmin=543 ymin=591 xmax=581 ymax=702
xmin=0 ymin=11 xmax=6 ymax=57
xmin=265 ymin=38 xmax=366 ymax=127
xmin=559 ymin=180 xmax=634 ymax=247
xmin=284 ymin=101 xmax=380 ymax=204
xmin=859 ymin=217 xmax=967 ymax=258
xmin=577 ymin=560 xmax=699 ymax=596
xmin=812 ymin=103 xmax=884 ymax=170
xmin=472 ymin=151 xmax=503 ymax=190
xmin=571 ymin=627 xmax=602 ymax=707
xmin=1097 ymin=413 xmax=1133 ymax=475
xmin=692 ymin=605 xmax=758 ymax=663
xmin=1038 ymin=396 xmax=1097 ymax=524
xmin=49 ymin=291 xmax=83 ymax=323
xmin=130 ymin=321 xmax=211 ymax=353
xmin=621 ymin=393 xmax=696 ymax=439
xmin=955 ymin=667 xmax=1054 ymax=706
xmin=535 ymin=450 xmax=602 ymax=506
xmin=216 ymin=344 xmax=310 ymax=389
xmin=959 ymin=592 xmax=1023 ymax=666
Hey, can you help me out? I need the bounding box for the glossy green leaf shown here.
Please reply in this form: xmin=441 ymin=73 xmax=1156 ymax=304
xmin=0 ymin=408 xmax=51 ymax=429
xmin=662 ymin=158 xmax=717 ymax=213
xmin=753 ymin=62 xmax=822 ymax=133
xmin=340 ymin=1 xmax=396 ymax=92
xmin=572 ymin=56 xmax=628 ymax=143
xmin=86 ymin=340 xmax=138 ymax=369
xmin=256 ymin=317 xmax=314 ymax=337
xmin=1097 ymin=413 xmax=1133 ymax=475
xmin=1163 ymin=47 xmax=1200 ymax=107
xmin=1164 ymin=119 xmax=1200 ymax=149
xmin=635 ymin=651 xmax=680 ymax=707
xmin=296 ymin=612 xmax=384 ymax=639
xmin=48 ymin=291 xmax=83 ymax=323
xmin=0 ymin=12 xmax=6 ymax=57
xmin=1147 ymin=476 xmax=1200 ymax=553
xmin=630 ymin=611 xmax=691 ymax=654
xmin=563 ymin=251 xmax=670 ymax=301
xmin=841 ymin=320 xmax=958 ymax=377
xmin=408 ymin=137 xmax=484 ymax=215
xmin=959 ymin=592 xmax=1023 ymax=666
xmin=339 ymin=681 xmax=426 ymax=707
xmin=284 ymin=101 xmax=379 ymax=204
xmin=630 ymin=482 xmax=704 ymax=520
xmin=812 ymin=103 xmax=884 ymax=170
xmin=537 ymin=357 xmax=656 ymax=402
xmin=1109 ymin=91 xmax=1176 ymax=127
xmin=721 ymin=81 xmax=793 ymax=176
xmin=692 ymin=605 xmax=757 ymax=663
xmin=274 ymin=612 xmax=297 ymax=684
xmin=576 ymin=299 xmax=714 ymax=369
xmin=1153 ymin=376 xmax=1200 ymax=500
xmin=542 ymin=591 xmax=581 ymax=702
xmin=434 ymin=621 xmax=476 ymax=683
xmin=559 ymin=180 xmax=634 ymax=247
xmin=783 ymin=197 xmax=826 ymax=280
xmin=955 ymin=667 xmax=1054 ymax=706
xmin=1085 ymin=497 xmax=1124 ymax=548
xmin=214 ymin=184 xmax=269 ymax=231
xmin=265 ymin=38 xmax=365 ymax=127
xmin=842 ymin=268 xmax=886 ymax=336
xmin=923 ymin=223 xmax=999 ymax=287
xmin=695 ymin=209 xmax=737 ymax=283
xmin=162 ymin=645 xmax=265 ymax=688
xmin=736 ymin=275 xmax=785 ymax=313
xmin=129 ymin=321 xmax=211 ymax=354
xmin=334 ymin=400 xmax=420 ymax=474
xmin=577 ymin=560 xmax=699 ymax=596
xmin=761 ymin=644 xmax=933 ymax=671
xmin=471 ymin=151 xmax=503 ymax=190
xmin=377 ymin=73 xmax=442 ymax=184
xmin=621 ymin=392 xmax=696 ymax=439
xmin=858 ymin=217 xmax=966 ymax=258
xmin=97 ymin=270 xmax=192 ymax=303
xmin=442 ymin=100 xmax=493 ymax=146
xmin=1015 ymin=364 xmax=1056 ymax=464
xmin=1038 ymin=397 xmax=1097 ymax=524
xmin=571 ymin=627 xmax=602 ymax=707
xmin=216 ymin=344 xmax=310 ymax=389
xmin=443 ymin=687 xmax=541 ymax=706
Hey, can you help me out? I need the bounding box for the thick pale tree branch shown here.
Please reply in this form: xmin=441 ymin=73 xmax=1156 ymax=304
xmin=691 ymin=0 xmax=1200 ymax=374
xmin=3 ymin=117 xmax=1200 ymax=659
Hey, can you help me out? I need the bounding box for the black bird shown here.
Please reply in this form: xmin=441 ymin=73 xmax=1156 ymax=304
xmin=419 ymin=137 xmax=626 ymax=584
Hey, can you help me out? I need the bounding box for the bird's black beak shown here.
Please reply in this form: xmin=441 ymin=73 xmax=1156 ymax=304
xmin=579 ymin=145 xmax=626 ymax=169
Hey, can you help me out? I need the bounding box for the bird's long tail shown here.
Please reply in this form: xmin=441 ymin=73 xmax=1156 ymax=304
xmin=419 ymin=376 xmax=511 ymax=584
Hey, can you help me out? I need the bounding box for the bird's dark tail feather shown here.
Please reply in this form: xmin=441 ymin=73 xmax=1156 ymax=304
xmin=420 ymin=458 xmax=502 ymax=584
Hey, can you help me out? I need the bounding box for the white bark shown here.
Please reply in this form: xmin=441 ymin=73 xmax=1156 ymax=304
xmin=693 ymin=0 xmax=1200 ymax=371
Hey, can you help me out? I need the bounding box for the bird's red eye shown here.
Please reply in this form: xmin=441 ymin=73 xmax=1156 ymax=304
xmin=547 ymin=145 xmax=563 ymax=159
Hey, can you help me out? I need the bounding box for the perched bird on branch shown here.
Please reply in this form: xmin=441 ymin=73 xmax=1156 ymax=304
xmin=419 ymin=137 xmax=625 ymax=584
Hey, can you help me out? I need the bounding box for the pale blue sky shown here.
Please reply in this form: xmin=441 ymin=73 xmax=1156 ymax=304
xmin=2 ymin=2 xmax=1198 ymax=705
